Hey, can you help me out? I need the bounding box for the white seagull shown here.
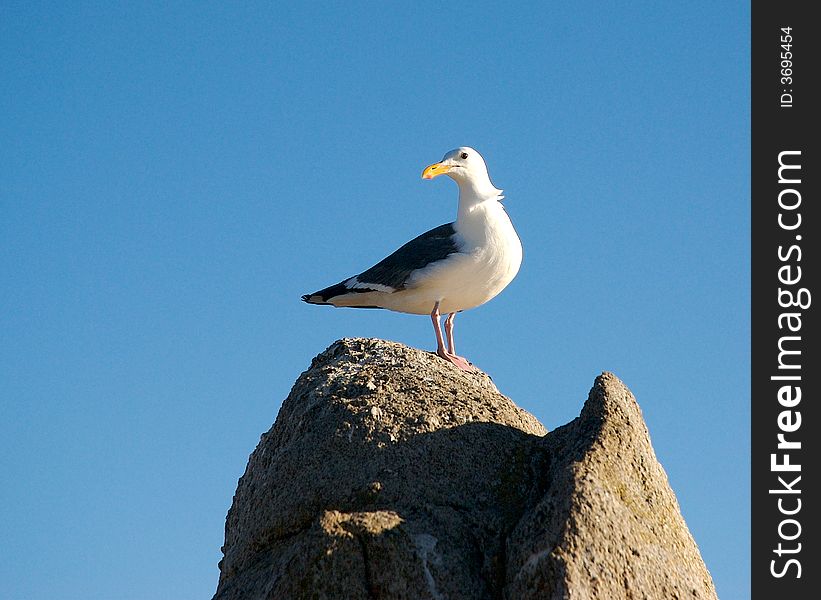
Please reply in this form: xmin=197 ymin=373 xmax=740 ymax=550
xmin=302 ymin=147 xmax=522 ymax=371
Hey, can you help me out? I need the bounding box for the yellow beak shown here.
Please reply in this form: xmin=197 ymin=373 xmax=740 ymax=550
xmin=421 ymin=162 xmax=452 ymax=180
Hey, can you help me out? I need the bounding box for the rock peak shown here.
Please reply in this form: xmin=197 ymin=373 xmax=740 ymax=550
xmin=214 ymin=338 xmax=716 ymax=599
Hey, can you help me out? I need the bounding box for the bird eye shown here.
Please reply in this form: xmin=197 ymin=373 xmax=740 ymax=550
xmin=460 ymin=152 xmax=468 ymax=159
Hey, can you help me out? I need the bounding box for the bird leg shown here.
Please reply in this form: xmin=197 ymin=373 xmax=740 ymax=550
xmin=430 ymin=302 xmax=473 ymax=371
xmin=444 ymin=312 xmax=457 ymax=355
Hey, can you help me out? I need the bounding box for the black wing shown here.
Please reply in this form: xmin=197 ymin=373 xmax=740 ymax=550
xmin=302 ymin=222 xmax=459 ymax=304
xmin=356 ymin=222 xmax=458 ymax=290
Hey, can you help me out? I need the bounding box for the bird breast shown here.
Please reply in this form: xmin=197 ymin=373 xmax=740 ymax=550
xmin=424 ymin=201 xmax=522 ymax=313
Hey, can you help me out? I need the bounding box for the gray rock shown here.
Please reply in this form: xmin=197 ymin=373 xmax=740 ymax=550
xmin=213 ymin=338 xmax=716 ymax=600
xmin=505 ymin=372 xmax=717 ymax=600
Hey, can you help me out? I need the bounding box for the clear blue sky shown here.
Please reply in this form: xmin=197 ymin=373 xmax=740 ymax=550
xmin=1 ymin=2 xmax=749 ymax=598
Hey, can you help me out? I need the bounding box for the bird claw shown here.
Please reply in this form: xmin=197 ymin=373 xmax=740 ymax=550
xmin=436 ymin=348 xmax=475 ymax=372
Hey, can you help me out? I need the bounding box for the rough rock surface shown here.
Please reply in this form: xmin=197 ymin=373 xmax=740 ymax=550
xmin=214 ymin=338 xmax=716 ymax=600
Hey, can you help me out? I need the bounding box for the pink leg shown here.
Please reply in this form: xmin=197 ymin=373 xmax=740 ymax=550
xmin=430 ymin=301 xmax=448 ymax=353
xmin=444 ymin=312 xmax=457 ymax=355
xmin=430 ymin=302 xmax=473 ymax=371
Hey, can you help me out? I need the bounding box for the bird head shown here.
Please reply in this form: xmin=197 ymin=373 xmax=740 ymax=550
xmin=422 ymin=147 xmax=502 ymax=199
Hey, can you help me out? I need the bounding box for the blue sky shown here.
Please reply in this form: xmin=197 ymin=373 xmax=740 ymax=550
xmin=1 ymin=2 xmax=749 ymax=598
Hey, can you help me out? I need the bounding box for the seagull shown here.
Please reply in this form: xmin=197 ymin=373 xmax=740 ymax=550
xmin=302 ymin=147 xmax=522 ymax=371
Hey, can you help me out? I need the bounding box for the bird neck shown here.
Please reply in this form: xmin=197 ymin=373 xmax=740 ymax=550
xmin=457 ymin=176 xmax=503 ymax=201
xmin=457 ymin=182 xmax=504 ymax=220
